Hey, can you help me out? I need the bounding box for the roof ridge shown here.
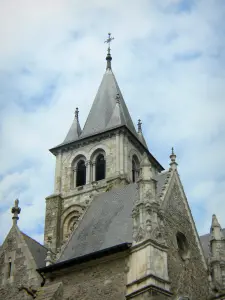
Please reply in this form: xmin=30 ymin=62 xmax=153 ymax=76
xmin=21 ymin=231 xmax=48 ymax=250
xmin=158 ymin=169 xmax=173 ymax=201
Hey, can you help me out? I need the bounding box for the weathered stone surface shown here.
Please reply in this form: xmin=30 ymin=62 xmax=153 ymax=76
xmin=36 ymin=282 xmax=63 ymax=300
xmin=44 ymin=129 xmax=149 ymax=253
xmin=163 ymin=179 xmax=210 ymax=300
xmin=0 ymin=226 xmax=42 ymax=300
xmin=48 ymin=254 xmax=127 ymax=300
xmin=44 ymin=194 xmax=62 ymax=251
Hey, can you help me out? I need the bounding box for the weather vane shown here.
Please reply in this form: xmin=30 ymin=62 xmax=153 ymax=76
xmin=104 ymin=33 xmax=114 ymax=49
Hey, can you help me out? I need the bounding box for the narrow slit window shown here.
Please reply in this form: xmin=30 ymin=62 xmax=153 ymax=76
xmin=132 ymin=155 xmax=140 ymax=182
xmin=7 ymin=258 xmax=12 ymax=278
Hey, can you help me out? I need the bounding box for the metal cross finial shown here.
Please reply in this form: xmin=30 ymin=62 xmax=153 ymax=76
xmin=11 ymin=199 xmax=21 ymax=225
xmin=104 ymin=33 xmax=114 ymax=49
xmin=105 ymin=33 xmax=114 ymax=70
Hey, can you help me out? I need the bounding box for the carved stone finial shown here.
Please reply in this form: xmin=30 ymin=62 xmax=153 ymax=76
xmin=116 ymin=93 xmax=120 ymax=104
xmin=212 ymin=214 xmax=221 ymax=228
xmin=169 ymin=147 xmax=178 ymax=170
xmin=45 ymin=249 xmax=55 ymax=267
xmin=210 ymin=214 xmax=223 ymax=242
xmin=11 ymin=199 xmax=21 ymax=225
xmin=138 ymin=119 xmax=142 ymax=133
xmin=75 ymin=107 xmax=79 ymax=119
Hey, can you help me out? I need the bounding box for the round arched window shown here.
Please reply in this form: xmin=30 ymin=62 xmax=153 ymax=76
xmin=76 ymin=160 xmax=86 ymax=187
xmin=95 ymin=154 xmax=106 ymax=181
xmin=176 ymin=232 xmax=190 ymax=261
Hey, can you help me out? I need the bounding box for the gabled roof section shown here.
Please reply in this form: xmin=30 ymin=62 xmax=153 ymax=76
xmin=0 ymin=224 xmax=47 ymax=269
xmin=57 ymin=175 xmax=167 ymax=263
xmin=160 ymin=168 xmax=208 ymax=269
xmin=58 ymin=184 xmax=138 ymax=262
xmin=80 ymin=68 xmax=137 ymax=138
xmin=137 ymin=131 xmax=148 ymax=149
xmin=63 ymin=108 xmax=82 ymax=143
xmin=21 ymin=232 xmax=47 ymax=268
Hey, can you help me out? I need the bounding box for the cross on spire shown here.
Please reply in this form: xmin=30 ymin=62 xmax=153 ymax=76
xmin=11 ymin=199 xmax=21 ymax=225
xmin=104 ymin=33 xmax=114 ymax=49
xmin=104 ymin=33 xmax=114 ymax=70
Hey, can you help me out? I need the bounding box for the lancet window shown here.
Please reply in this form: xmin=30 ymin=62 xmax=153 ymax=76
xmin=132 ymin=155 xmax=140 ymax=182
xmin=176 ymin=232 xmax=190 ymax=261
xmin=7 ymin=257 xmax=12 ymax=278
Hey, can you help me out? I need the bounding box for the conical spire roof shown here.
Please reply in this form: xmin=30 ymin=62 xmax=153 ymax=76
xmin=64 ymin=108 xmax=82 ymax=143
xmin=80 ymin=68 xmax=137 ymax=138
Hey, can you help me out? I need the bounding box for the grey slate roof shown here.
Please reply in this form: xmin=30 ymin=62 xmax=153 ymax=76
xmin=58 ymin=172 xmax=169 ymax=262
xmin=64 ymin=114 xmax=82 ymax=143
xmin=52 ymin=170 xmax=213 ymax=265
xmin=155 ymin=171 xmax=169 ymax=195
xmin=137 ymin=132 xmax=149 ymax=149
xmin=21 ymin=232 xmax=48 ymax=268
xmin=58 ymin=183 xmax=137 ymax=262
xmin=80 ymin=69 xmax=138 ymax=139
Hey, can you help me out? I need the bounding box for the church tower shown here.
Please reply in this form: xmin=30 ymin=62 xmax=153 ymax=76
xmin=44 ymin=34 xmax=163 ymax=253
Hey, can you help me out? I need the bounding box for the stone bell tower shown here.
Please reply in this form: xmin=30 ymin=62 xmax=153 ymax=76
xmin=43 ymin=33 xmax=163 ymax=254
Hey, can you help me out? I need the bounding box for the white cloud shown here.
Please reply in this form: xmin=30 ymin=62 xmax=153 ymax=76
xmin=0 ymin=0 xmax=225 ymax=245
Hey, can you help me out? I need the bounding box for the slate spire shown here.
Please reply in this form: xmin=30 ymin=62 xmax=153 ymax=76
xmin=59 ymin=34 xmax=147 ymax=149
xmin=64 ymin=107 xmax=82 ymax=143
xmin=80 ymin=38 xmax=139 ymax=139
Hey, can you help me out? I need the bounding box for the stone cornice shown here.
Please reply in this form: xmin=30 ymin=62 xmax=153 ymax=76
xmin=131 ymin=237 xmax=169 ymax=253
xmin=50 ymin=125 xmax=164 ymax=172
xmin=126 ymin=273 xmax=171 ymax=288
xmin=126 ymin=283 xmax=173 ymax=299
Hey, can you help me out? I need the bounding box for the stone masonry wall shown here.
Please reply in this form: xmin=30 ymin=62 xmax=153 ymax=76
xmin=47 ymin=254 xmax=127 ymax=300
xmin=0 ymin=227 xmax=41 ymax=300
xmin=163 ymin=180 xmax=210 ymax=300
xmin=59 ymin=135 xmax=117 ymax=196
xmin=46 ymin=130 xmax=150 ymax=251
xmin=44 ymin=195 xmax=62 ymax=250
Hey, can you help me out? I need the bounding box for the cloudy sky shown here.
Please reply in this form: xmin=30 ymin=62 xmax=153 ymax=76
xmin=0 ymin=0 xmax=225 ymax=244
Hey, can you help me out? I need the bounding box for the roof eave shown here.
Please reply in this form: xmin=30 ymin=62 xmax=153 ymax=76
xmin=49 ymin=125 xmax=164 ymax=171
xmin=37 ymin=242 xmax=131 ymax=273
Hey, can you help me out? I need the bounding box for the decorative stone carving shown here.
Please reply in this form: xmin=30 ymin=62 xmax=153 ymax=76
xmin=134 ymin=226 xmax=145 ymax=243
xmin=168 ymin=183 xmax=186 ymax=214
xmin=163 ymin=181 xmax=209 ymax=299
